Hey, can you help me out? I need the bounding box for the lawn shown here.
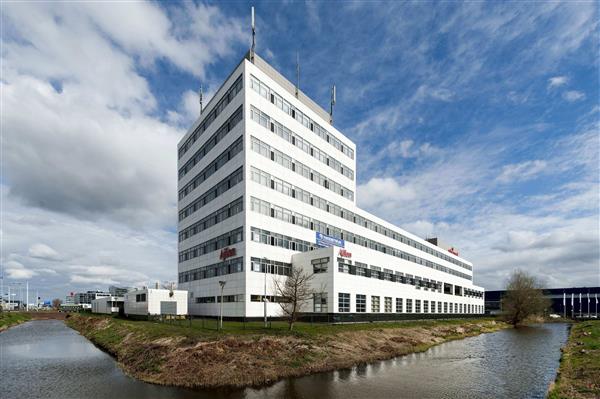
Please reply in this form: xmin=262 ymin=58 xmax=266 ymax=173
xmin=0 ymin=312 xmax=32 ymax=331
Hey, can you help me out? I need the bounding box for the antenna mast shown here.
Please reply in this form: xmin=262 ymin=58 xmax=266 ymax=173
xmin=295 ymin=51 xmax=300 ymax=97
xmin=330 ymin=84 xmax=336 ymax=124
xmin=199 ymin=84 xmax=203 ymax=114
xmin=250 ymin=7 xmax=256 ymax=63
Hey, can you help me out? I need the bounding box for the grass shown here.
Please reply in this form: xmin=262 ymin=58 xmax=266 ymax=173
xmin=71 ymin=313 xmax=497 ymax=340
xmin=0 ymin=311 xmax=32 ymax=331
xmin=548 ymin=320 xmax=600 ymax=399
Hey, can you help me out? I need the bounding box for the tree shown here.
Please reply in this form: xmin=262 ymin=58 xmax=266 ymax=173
xmin=273 ymin=266 xmax=314 ymax=331
xmin=501 ymin=269 xmax=550 ymax=325
xmin=52 ymin=298 xmax=62 ymax=310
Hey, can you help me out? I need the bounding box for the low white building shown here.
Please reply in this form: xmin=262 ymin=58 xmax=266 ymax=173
xmin=123 ymin=288 xmax=188 ymax=317
xmin=91 ymin=296 xmax=124 ymax=315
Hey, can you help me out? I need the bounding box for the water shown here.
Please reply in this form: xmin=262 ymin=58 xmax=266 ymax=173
xmin=0 ymin=320 xmax=568 ymax=399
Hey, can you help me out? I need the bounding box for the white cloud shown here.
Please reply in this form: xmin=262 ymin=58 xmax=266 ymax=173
xmin=548 ymin=75 xmax=568 ymax=89
xmin=496 ymin=160 xmax=548 ymax=183
xmin=28 ymin=244 xmax=61 ymax=261
xmin=562 ymin=90 xmax=586 ymax=102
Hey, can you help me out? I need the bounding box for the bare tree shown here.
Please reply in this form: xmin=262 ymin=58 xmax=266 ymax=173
xmin=273 ymin=267 xmax=314 ymax=330
xmin=502 ymin=269 xmax=550 ymax=325
xmin=52 ymin=298 xmax=62 ymax=310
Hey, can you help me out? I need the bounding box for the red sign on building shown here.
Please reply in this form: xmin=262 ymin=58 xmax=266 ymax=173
xmin=448 ymin=247 xmax=459 ymax=256
xmin=220 ymin=247 xmax=236 ymax=260
xmin=338 ymin=249 xmax=352 ymax=258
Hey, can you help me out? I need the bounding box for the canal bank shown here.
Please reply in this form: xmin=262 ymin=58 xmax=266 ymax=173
xmin=0 ymin=311 xmax=31 ymax=332
xmin=66 ymin=314 xmax=507 ymax=389
xmin=549 ymin=320 xmax=600 ymax=399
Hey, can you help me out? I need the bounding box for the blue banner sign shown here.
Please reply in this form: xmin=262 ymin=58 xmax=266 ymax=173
xmin=316 ymin=232 xmax=345 ymax=248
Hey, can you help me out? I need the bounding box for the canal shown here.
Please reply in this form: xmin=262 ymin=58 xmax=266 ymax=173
xmin=0 ymin=320 xmax=568 ymax=399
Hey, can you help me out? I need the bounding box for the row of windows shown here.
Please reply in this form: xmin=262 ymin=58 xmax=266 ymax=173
xmin=178 ymin=227 xmax=243 ymax=263
xmin=250 ymin=165 xmax=471 ymax=272
xmin=196 ymin=294 xmax=245 ymax=304
xmin=251 ymin=136 xmax=354 ymax=201
xmin=179 ymin=136 xmax=243 ymax=200
xmin=250 ymin=74 xmax=354 ymax=160
xmin=178 ymin=167 xmax=243 ymax=222
xmin=251 ymin=227 xmax=316 ymax=253
xmin=178 ymin=197 xmax=243 ymax=242
xmin=337 ymin=259 xmax=483 ymax=298
xmin=179 ymin=75 xmax=243 ymax=159
xmin=178 ymin=256 xmax=244 ymax=284
xmin=337 ymin=293 xmax=483 ymax=314
xmin=250 ymin=106 xmax=354 ymax=181
xmin=179 ymin=106 xmax=243 ymax=179
xmin=250 ymin=295 xmax=288 ymax=303
xmin=249 ymin=197 xmax=472 ymax=281
xmin=250 ymin=257 xmax=292 ymax=276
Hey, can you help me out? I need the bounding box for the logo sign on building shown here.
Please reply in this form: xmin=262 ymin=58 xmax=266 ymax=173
xmin=316 ymin=232 xmax=345 ymax=248
xmin=220 ymin=247 xmax=236 ymax=260
xmin=448 ymin=247 xmax=459 ymax=256
xmin=338 ymin=249 xmax=352 ymax=258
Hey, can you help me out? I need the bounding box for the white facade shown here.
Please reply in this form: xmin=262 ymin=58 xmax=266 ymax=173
xmin=91 ymin=296 xmax=123 ymax=314
xmin=123 ymin=288 xmax=188 ymax=317
xmin=177 ymin=52 xmax=484 ymax=319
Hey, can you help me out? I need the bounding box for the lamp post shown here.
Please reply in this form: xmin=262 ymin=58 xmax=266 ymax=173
xmin=218 ymin=280 xmax=226 ymax=331
xmin=263 ymin=257 xmax=268 ymax=328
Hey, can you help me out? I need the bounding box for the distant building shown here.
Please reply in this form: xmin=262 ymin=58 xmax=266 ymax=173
xmin=108 ymin=286 xmax=130 ymax=296
xmin=124 ymin=288 xmax=188 ymax=317
xmin=485 ymin=287 xmax=600 ymax=317
xmin=73 ymin=290 xmax=110 ymax=309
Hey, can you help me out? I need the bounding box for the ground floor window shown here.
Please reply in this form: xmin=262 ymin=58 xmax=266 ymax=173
xmin=338 ymin=293 xmax=350 ymax=312
xmin=424 ymin=300 xmax=429 ymax=313
xmin=438 ymin=302 xmax=442 ymax=313
xmin=371 ymin=295 xmax=380 ymax=312
xmin=454 ymin=303 xmax=458 ymax=313
xmin=314 ymin=293 xmax=328 ymax=313
xmin=444 ymin=302 xmax=448 ymax=313
xmin=431 ymin=300 xmax=436 ymax=313
xmin=406 ymin=299 xmax=413 ymax=313
xmin=415 ymin=299 xmax=421 ymax=313
xmin=356 ymin=294 xmax=366 ymax=312
xmin=396 ymin=298 xmax=403 ymax=313
xmin=384 ymin=297 xmax=392 ymax=313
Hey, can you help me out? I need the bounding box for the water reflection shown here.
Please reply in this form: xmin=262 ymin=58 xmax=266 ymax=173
xmin=0 ymin=320 xmax=568 ymax=399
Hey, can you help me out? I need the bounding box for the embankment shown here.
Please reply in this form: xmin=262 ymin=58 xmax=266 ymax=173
xmin=549 ymin=320 xmax=600 ymax=399
xmin=0 ymin=312 xmax=32 ymax=332
xmin=67 ymin=315 xmax=506 ymax=389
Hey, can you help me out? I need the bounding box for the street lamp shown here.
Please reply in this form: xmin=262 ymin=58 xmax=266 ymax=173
xmin=218 ymin=280 xmax=226 ymax=331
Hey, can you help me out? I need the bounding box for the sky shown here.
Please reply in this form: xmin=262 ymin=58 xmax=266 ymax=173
xmin=1 ymin=1 xmax=599 ymax=302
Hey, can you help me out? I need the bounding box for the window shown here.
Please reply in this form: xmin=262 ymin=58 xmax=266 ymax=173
xmin=338 ymin=293 xmax=350 ymax=312
xmin=196 ymin=296 xmax=215 ymax=303
xmin=384 ymin=297 xmax=392 ymax=313
xmin=454 ymin=303 xmax=458 ymax=313
xmin=371 ymin=296 xmax=380 ymax=313
xmin=312 ymin=257 xmax=329 ymax=274
xmin=424 ymin=300 xmax=429 ymax=313
xmin=415 ymin=299 xmax=422 ymax=313
xmin=438 ymin=302 xmax=442 ymax=313
xmin=135 ymin=293 xmax=146 ymax=302
xmin=314 ymin=293 xmax=328 ymax=313
xmin=406 ymin=299 xmax=413 ymax=313
xmin=431 ymin=301 xmax=435 ymax=313
xmin=444 ymin=302 xmax=448 ymax=313
xmin=356 ymin=294 xmax=366 ymax=312
xmin=396 ymin=298 xmax=403 ymax=313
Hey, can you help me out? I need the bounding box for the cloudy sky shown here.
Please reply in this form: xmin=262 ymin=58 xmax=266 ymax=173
xmin=2 ymin=1 xmax=598 ymax=302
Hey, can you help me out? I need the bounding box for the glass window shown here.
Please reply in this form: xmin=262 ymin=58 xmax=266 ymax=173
xmin=356 ymin=294 xmax=366 ymax=312
xmin=313 ymin=293 xmax=328 ymax=313
xmin=384 ymin=297 xmax=392 ymax=313
xmin=396 ymin=298 xmax=403 ymax=313
xmin=338 ymin=293 xmax=350 ymax=313
xmin=371 ymin=296 xmax=380 ymax=313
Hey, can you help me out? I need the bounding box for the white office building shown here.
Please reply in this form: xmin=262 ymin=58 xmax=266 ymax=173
xmin=177 ymin=51 xmax=484 ymax=320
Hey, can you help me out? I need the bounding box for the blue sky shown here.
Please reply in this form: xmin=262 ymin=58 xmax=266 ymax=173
xmin=1 ymin=1 xmax=598 ymax=302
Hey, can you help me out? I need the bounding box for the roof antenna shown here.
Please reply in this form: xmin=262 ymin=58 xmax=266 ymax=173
xmin=295 ymin=51 xmax=300 ymax=97
xmin=199 ymin=84 xmax=203 ymax=114
xmin=250 ymin=7 xmax=256 ymax=63
xmin=329 ymin=84 xmax=336 ymax=124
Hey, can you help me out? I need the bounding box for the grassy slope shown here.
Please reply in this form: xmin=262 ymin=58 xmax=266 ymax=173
xmin=549 ymin=320 xmax=600 ymax=399
xmin=67 ymin=314 xmax=506 ymax=389
xmin=0 ymin=312 xmax=32 ymax=332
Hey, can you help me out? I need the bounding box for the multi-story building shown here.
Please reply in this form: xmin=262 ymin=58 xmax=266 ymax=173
xmin=177 ymin=52 xmax=484 ymax=320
